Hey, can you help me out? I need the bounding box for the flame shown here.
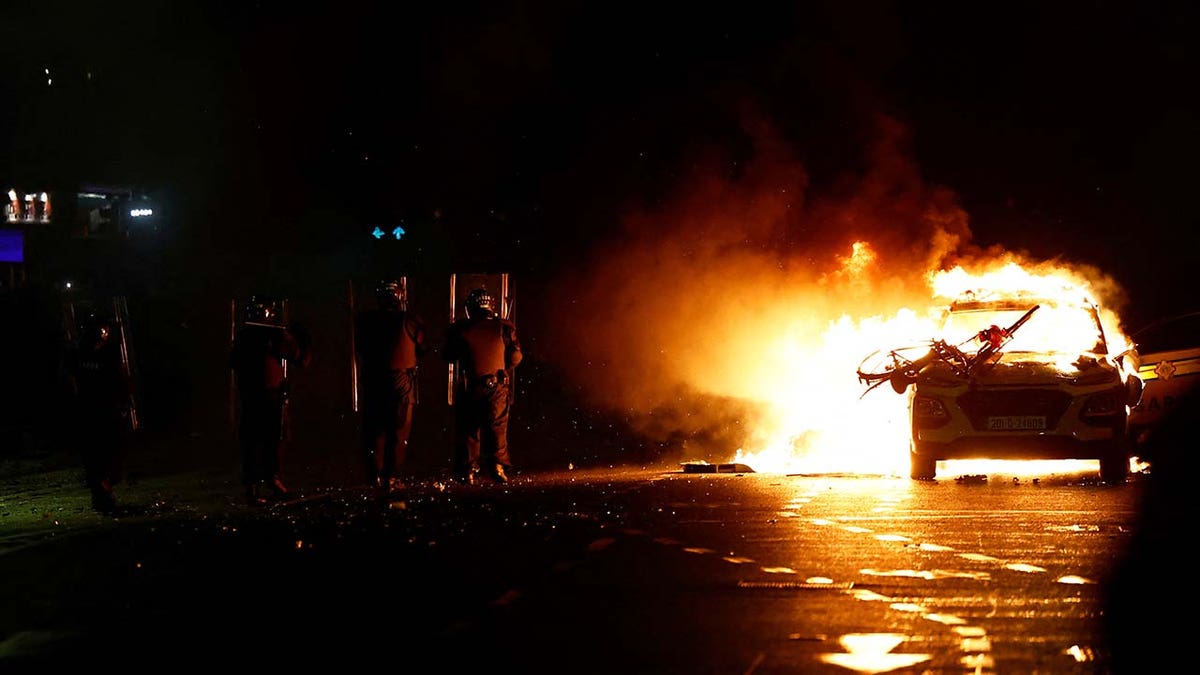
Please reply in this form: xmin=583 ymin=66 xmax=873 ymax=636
xmin=540 ymin=112 xmax=1137 ymax=478
xmin=931 ymin=261 xmax=1131 ymax=356
xmin=732 ymin=254 xmax=1134 ymax=475
xmin=730 ymin=297 xmax=936 ymax=476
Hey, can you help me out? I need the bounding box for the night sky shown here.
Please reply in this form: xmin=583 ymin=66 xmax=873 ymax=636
xmin=3 ymin=3 xmax=1196 ymax=296
xmin=3 ymin=1 xmax=1199 ymax=449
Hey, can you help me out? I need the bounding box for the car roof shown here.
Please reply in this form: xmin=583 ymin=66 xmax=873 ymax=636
xmin=1132 ymin=310 xmax=1200 ymax=354
xmin=1132 ymin=309 xmax=1200 ymax=338
xmin=947 ymin=295 xmax=1093 ymax=313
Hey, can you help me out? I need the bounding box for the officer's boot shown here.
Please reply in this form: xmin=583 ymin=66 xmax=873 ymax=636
xmin=245 ymin=483 xmax=265 ymax=506
xmin=91 ymin=480 xmax=117 ymax=514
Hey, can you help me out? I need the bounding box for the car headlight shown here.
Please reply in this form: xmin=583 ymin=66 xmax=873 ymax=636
xmin=1080 ymin=391 xmax=1122 ymax=424
xmin=912 ymin=394 xmax=950 ymax=428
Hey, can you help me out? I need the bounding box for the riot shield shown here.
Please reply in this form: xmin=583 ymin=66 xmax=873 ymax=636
xmin=228 ymin=298 xmax=236 ymax=432
xmin=447 ymin=272 xmax=512 ymax=405
xmin=348 ymin=275 xmax=411 ymax=413
xmin=228 ymin=295 xmax=292 ymax=435
xmin=348 ymin=280 xmax=357 ymax=413
xmin=62 ymin=290 xmax=140 ymax=431
xmin=112 ymin=296 xmax=139 ymax=430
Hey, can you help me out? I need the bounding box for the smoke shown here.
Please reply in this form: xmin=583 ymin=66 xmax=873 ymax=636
xmin=539 ymin=111 xmax=985 ymax=454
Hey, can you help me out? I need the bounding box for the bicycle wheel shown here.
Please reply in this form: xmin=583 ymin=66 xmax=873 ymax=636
xmin=855 ymin=349 xmax=896 ymax=383
xmin=856 ymin=345 xmax=925 ymax=382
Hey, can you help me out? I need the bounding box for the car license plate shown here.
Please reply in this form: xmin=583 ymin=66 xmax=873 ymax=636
xmin=987 ymin=415 xmax=1046 ymax=431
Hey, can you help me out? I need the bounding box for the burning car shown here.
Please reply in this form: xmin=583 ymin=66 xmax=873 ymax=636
xmin=858 ymin=290 xmax=1142 ymax=482
xmin=1126 ymin=310 xmax=1200 ymax=454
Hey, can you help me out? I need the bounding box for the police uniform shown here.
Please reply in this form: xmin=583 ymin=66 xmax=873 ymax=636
xmin=444 ymin=289 xmax=522 ymax=484
xmin=67 ymin=317 xmax=132 ymax=513
xmin=228 ymin=298 xmax=308 ymax=503
xmin=355 ymin=284 xmax=428 ymax=491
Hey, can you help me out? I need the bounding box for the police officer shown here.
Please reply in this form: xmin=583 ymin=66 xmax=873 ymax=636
xmin=228 ymin=295 xmax=310 ymax=505
xmin=66 ymin=311 xmax=133 ymax=514
xmin=354 ymin=279 xmax=428 ymax=494
xmin=444 ymin=287 xmax=522 ymax=484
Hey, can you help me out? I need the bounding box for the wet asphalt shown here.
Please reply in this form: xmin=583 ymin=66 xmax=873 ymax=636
xmin=0 ymin=430 xmax=683 ymax=670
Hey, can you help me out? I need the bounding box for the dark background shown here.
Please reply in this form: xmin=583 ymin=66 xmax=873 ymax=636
xmin=2 ymin=1 xmax=1197 ymax=470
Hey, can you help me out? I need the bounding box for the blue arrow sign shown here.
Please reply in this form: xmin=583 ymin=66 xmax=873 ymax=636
xmin=371 ymin=226 xmax=385 ymax=239
xmin=392 ymin=226 xmax=406 ymax=240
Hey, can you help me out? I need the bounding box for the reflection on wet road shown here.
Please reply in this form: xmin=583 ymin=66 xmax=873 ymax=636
xmin=0 ymin=465 xmax=1145 ymax=672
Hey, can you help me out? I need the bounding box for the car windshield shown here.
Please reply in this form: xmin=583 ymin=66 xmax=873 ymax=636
xmin=939 ymin=302 xmax=1106 ymax=355
xmin=1133 ymin=312 xmax=1200 ymax=354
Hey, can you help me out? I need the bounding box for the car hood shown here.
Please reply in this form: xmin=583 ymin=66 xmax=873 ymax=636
xmin=921 ymin=351 xmax=1122 ymax=387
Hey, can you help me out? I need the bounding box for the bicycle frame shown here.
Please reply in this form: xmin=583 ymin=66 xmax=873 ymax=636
xmin=857 ymin=304 xmax=1041 ymax=397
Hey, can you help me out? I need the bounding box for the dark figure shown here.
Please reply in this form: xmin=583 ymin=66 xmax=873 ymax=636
xmin=354 ymin=279 xmax=428 ymax=494
xmin=66 ymin=313 xmax=133 ymax=514
xmin=1103 ymin=386 xmax=1197 ymax=673
xmin=228 ymin=296 xmax=310 ymax=505
xmin=444 ymin=287 xmax=522 ymax=484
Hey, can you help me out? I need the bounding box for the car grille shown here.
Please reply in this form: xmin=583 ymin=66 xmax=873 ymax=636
xmin=956 ymin=389 xmax=1072 ymax=431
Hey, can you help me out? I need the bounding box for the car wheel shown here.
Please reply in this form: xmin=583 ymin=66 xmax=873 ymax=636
xmin=1099 ymin=447 xmax=1129 ymax=484
xmin=910 ymin=453 xmax=937 ymax=480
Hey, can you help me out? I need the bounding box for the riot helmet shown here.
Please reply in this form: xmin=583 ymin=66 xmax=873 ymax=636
xmin=375 ymin=279 xmax=406 ymax=310
xmin=465 ymin=287 xmax=496 ymax=319
xmin=243 ymin=295 xmax=279 ymax=324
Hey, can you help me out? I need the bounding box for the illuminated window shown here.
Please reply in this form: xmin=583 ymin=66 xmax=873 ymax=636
xmin=5 ymin=189 xmax=18 ymax=223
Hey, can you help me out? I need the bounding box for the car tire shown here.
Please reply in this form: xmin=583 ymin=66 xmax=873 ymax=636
xmin=910 ymin=453 xmax=937 ymax=480
xmin=1099 ymin=446 xmax=1129 ymax=484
